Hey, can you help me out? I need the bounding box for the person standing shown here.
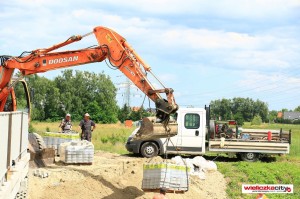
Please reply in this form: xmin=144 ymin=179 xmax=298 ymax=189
xmin=59 ymin=113 xmax=72 ymax=132
xmin=79 ymin=113 xmax=96 ymax=141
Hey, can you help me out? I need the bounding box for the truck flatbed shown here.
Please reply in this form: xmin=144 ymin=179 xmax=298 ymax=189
xmin=209 ymin=139 xmax=290 ymax=154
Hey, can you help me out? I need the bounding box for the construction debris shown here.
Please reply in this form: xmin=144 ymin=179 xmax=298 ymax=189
xmin=33 ymin=169 xmax=50 ymax=178
xmin=171 ymin=156 xmax=217 ymax=180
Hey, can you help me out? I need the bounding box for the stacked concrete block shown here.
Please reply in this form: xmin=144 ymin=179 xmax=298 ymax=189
xmin=59 ymin=140 xmax=94 ymax=164
xmin=142 ymin=163 xmax=189 ymax=191
xmin=42 ymin=132 xmax=80 ymax=155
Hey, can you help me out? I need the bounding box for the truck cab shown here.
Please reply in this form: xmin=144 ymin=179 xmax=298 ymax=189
xmin=126 ymin=108 xmax=207 ymax=157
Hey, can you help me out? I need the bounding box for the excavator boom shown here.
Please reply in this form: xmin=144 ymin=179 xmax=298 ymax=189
xmin=0 ymin=26 xmax=179 ymax=140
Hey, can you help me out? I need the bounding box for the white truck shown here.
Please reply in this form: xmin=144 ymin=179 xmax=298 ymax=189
xmin=0 ymin=111 xmax=30 ymax=199
xmin=125 ymin=108 xmax=291 ymax=162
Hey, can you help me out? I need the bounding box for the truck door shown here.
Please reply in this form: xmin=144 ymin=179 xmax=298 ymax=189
xmin=179 ymin=110 xmax=205 ymax=153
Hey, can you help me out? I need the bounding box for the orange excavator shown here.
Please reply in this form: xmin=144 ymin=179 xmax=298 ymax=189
xmin=0 ymin=26 xmax=178 ymax=140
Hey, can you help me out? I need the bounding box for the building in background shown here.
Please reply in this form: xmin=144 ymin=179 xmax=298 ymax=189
xmin=283 ymin=112 xmax=300 ymax=121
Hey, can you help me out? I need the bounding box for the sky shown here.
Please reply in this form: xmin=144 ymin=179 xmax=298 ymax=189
xmin=1 ymin=0 xmax=299 ymax=111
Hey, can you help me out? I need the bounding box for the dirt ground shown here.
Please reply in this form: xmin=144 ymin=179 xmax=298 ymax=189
xmin=28 ymin=151 xmax=228 ymax=199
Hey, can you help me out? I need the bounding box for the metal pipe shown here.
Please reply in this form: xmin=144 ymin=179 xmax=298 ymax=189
xmin=149 ymin=71 xmax=166 ymax=89
xmin=8 ymin=75 xmax=24 ymax=89
xmin=82 ymin=31 xmax=93 ymax=38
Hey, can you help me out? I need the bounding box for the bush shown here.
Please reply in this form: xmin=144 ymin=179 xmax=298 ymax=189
xmin=101 ymin=137 xmax=108 ymax=143
xmin=251 ymin=115 xmax=262 ymax=125
xmin=29 ymin=123 xmax=36 ymax=133
xmin=293 ymin=119 xmax=300 ymax=124
xmin=46 ymin=126 xmax=50 ymax=132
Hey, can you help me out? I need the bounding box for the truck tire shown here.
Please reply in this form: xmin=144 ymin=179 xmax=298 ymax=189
xmin=240 ymin=152 xmax=259 ymax=162
xmin=140 ymin=142 xmax=159 ymax=158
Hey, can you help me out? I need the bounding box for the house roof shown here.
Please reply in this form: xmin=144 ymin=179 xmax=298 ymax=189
xmin=283 ymin=111 xmax=300 ymax=120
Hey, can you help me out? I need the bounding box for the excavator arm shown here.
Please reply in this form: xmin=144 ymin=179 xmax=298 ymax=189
xmin=0 ymin=26 xmax=178 ymax=138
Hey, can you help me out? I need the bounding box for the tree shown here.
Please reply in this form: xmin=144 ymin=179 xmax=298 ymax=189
xmin=26 ymin=74 xmax=54 ymax=121
xmin=85 ymin=101 xmax=102 ymax=123
xmin=43 ymin=84 xmax=61 ymax=121
xmin=210 ymin=97 xmax=269 ymax=124
xmin=210 ymin=98 xmax=232 ymax=120
xmin=294 ymin=106 xmax=300 ymax=112
xmin=251 ymin=115 xmax=262 ymax=125
xmin=269 ymin=110 xmax=278 ymax=123
xmin=253 ymin=99 xmax=268 ymax=122
xmin=54 ymin=70 xmax=118 ymax=123
xmin=231 ymin=97 xmax=254 ymax=122
xmin=118 ymin=104 xmax=131 ymax=123
xmin=129 ymin=106 xmax=151 ymax=121
xmin=234 ymin=112 xmax=244 ymax=126
xmin=14 ymin=70 xmax=119 ymax=123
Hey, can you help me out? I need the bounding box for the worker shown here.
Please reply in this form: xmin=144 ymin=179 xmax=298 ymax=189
xmin=79 ymin=113 xmax=96 ymax=141
xmin=59 ymin=113 xmax=72 ymax=132
xmin=153 ymin=187 xmax=168 ymax=199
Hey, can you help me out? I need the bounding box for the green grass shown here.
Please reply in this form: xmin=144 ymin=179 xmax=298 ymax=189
xmin=31 ymin=121 xmax=135 ymax=154
xmin=217 ymin=123 xmax=300 ymax=199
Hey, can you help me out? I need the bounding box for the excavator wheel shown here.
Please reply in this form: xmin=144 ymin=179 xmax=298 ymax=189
xmin=28 ymin=133 xmax=55 ymax=167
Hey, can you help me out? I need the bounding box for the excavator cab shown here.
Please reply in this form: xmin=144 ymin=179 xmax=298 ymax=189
xmin=0 ymin=77 xmax=31 ymax=114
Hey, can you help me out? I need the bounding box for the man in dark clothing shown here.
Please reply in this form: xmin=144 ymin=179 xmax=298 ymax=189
xmin=79 ymin=113 xmax=96 ymax=141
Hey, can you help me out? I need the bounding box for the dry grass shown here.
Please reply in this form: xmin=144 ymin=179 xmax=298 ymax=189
xmin=31 ymin=121 xmax=135 ymax=154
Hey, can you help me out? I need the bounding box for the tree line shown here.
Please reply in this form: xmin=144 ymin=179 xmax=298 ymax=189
xmin=210 ymin=98 xmax=268 ymax=125
xmin=24 ymin=70 xmax=119 ymax=123
xmin=210 ymin=98 xmax=300 ymax=125
xmin=14 ymin=70 xmax=299 ymax=125
xmin=15 ymin=69 xmax=152 ymax=123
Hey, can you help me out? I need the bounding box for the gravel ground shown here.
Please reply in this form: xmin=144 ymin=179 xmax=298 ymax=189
xmin=28 ymin=151 xmax=228 ymax=199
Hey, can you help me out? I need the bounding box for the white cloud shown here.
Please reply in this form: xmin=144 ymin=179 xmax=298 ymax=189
xmin=239 ymin=71 xmax=300 ymax=93
xmin=85 ymin=0 xmax=300 ymax=21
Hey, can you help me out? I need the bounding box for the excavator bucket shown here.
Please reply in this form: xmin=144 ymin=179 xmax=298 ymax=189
xmin=132 ymin=117 xmax=178 ymax=141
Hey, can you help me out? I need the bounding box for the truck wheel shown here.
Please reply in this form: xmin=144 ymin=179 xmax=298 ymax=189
xmin=140 ymin=142 xmax=159 ymax=158
xmin=240 ymin=152 xmax=259 ymax=162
